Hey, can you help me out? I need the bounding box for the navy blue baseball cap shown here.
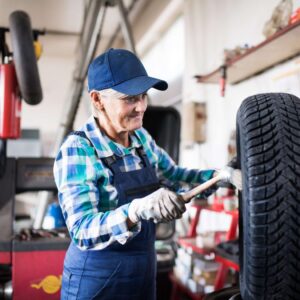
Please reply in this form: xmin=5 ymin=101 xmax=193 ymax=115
xmin=87 ymin=48 xmax=168 ymax=95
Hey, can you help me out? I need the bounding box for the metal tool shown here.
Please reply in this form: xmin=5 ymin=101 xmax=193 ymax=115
xmin=181 ymin=168 xmax=242 ymax=203
xmin=181 ymin=174 xmax=223 ymax=203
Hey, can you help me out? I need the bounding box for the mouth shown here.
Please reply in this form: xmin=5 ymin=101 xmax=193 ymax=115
xmin=129 ymin=114 xmax=143 ymax=120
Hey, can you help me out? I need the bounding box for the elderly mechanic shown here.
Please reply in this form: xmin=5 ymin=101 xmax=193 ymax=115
xmin=54 ymin=48 xmax=236 ymax=300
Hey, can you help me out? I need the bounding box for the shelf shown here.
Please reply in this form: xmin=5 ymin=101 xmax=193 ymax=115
xmin=215 ymin=255 xmax=239 ymax=272
xmin=178 ymin=237 xmax=239 ymax=272
xmin=169 ymin=272 xmax=204 ymax=300
xmin=172 ymin=204 xmax=239 ymax=299
xmin=192 ymin=205 xmax=238 ymax=217
xmin=195 ymin=19 xmax=300 ymax=84
xmin=178 ymin=237 xmax=214 ymax=255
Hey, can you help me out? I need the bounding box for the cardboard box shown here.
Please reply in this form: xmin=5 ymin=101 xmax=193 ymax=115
xmin=182 ymin=102 xmax=207 ymax=143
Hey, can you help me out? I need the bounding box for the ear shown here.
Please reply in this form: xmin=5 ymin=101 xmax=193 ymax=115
xmin=90 ymin=91 xmax=104 ymax=111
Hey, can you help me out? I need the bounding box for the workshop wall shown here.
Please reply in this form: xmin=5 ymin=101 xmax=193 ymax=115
xmin=8 ymin=0 xmax=182 ymax=156
xmin=0 ymin=0 xmax=86 ymax=156
xmin=182 ymin=0 xmax=300 ymax=170
xmin=22 ymin=35 xmax=82 ymax=155
xmin=4 ymin=0 xmax=300 ymax=163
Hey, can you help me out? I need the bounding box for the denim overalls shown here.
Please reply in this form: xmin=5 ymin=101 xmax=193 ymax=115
xmin=61 ymin=132 xmax=160 ymax=300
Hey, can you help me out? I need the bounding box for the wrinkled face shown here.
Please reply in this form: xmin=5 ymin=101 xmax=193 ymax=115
xmin=98 ymin=91 xmax=148 ymax=133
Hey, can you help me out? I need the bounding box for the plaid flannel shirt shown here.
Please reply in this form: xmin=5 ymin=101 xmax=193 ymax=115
xmin=53 ymin=116 xmax=214 ymax=250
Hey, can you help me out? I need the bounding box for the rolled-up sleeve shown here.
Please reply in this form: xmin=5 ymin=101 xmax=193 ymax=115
xmin=155 ymin=145 xmax=214 ymax=183
xmin=139 ymin=128 xmax=215 ymax=187
xmin=53 ymin=137 xmax=140 ymax=250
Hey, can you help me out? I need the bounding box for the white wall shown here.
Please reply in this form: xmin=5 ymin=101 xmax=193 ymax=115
xmin=182 ymin=0 xmax=300 ymax=170
xmin=20 ymin=35 xmax=84 ymax=155
xmin=4 ymin=0 xmax=300 ymax=162
xmin=10 ymin=0 xmax=180 ymax=156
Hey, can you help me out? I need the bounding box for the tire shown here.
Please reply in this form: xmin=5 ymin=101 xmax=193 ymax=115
xmin=9 ymin=11 xmax=43 ymax=105
xmin=204 ymin=287 xmax=240 ymax=300
xmin=0 ymin=140 xmax=6 ymax=179
xmin=229 ymin=294 xmax=242 ymax=300
xmin=237 ymin=93 xmax=300 ymax=300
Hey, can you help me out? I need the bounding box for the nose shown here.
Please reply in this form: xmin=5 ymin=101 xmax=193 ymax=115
xmin=135 ymin=96 xmax=147 ymax=112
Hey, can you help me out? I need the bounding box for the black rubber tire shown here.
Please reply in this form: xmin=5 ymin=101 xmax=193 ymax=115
xmin=9 ymin=11 xmax=43 ymax=105
xmin=204 ymin=287 xmax=240 ymax=300
xmin=228 ymin=294 xmax=242 ymax=300
xmin=237 ymin=93 xmax=300 ymax=300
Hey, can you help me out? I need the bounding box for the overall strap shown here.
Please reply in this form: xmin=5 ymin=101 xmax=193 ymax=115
xmin=70 ymin=131 xmax=120 ymax=173
xmin=101 ymin=155 xmax=119 ymax=173
xmin=102 ymin=146 xmax=152 ymax=174
xmin=136 ymin=147 xmax=152 ymax=168
xmin=70 ymin=131 xmax=151 ymax=174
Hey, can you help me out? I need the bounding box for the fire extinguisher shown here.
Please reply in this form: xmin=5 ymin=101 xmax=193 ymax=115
xmin=0 ymin=62 xmax=21 ymax=139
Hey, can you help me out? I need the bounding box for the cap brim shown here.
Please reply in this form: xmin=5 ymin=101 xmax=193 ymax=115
xmin=112 ymin=76 xmax=168 ymax=96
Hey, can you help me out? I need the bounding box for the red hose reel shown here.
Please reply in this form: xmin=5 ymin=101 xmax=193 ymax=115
xmin=0 ymin=63 xmax=21 ymax=139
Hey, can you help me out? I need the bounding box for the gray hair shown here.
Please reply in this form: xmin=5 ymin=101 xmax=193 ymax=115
xmin=90 ymin=88 xmax=125 ymax=98
xmin=90 ymin=88 xmax=126 ymax=117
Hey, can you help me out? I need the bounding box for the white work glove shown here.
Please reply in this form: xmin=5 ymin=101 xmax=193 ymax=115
xmin=218 ymin=166 xmax=243 ymax=190
xmin=128 ymin=188 xmax=186 ymax=223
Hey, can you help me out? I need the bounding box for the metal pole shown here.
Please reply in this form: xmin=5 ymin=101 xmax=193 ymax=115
xmin=105 ymin=0 xmax=138 ymax=50
xmin=53 ymin=0 xmax=107 ymax=154
xmin=35 ymin=0 xmax=138 ymax=229
xmin=116 ymin=0 xmax=136 ymax=53
xmin=33 ymin=191 xmax=54 ymax=229
xmin=34 ymin=0 xmax=107 ymax=229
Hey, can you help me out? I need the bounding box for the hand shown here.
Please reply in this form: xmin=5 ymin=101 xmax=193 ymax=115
xmin=218 ymin=166 xmax=242 ymax=190
xmin=128 ymin=188 xmax=186 ymax=223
